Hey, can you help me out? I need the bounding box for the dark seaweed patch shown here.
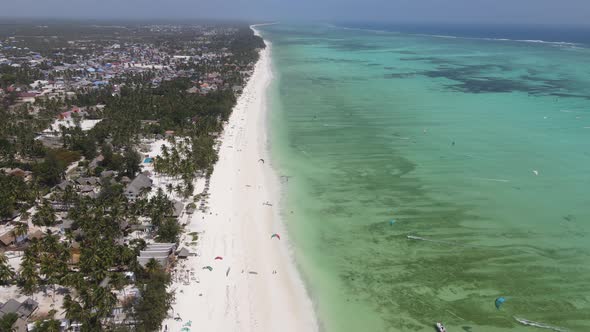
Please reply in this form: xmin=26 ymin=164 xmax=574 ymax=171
xmin=327 ymin=40 xmax=382 ymax=51
xmin=406 ymin=63 xmax=584 ymax=95
xmin=309 ymin=76 xmax=337 ymax=84
xmin=447 ymin=77 xmax=532 ymax=93
xmin=317 ymin=57 xmax=368 ymax=64
xmin=384 ymin=73 xmax=418 ymax=79
xmin=520 ymin=75 xmax=572 ymax=88
xmin=418 ymin=64 xmax=529 ymax=93
xmin=423 ymin=64 xmax=511 ymax=78
xmin=389 ymin=57 xmax=586 ymax=97
xmin=550 ymin=92 xmax=590 ymax=100
xmin=399 ymin=56 xmax=453 ymax=65
xmin=395 ymin=50 xmax=417 ymax=55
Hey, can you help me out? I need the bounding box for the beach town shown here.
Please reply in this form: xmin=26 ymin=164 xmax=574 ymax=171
xmin=0 ymin=22 xmax=316 ymax=331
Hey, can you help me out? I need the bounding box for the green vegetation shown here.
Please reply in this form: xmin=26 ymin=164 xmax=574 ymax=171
xmin=0 ymin=252 xmax=15 ymax=285
xmin=0 ymin=172 xmax=35 ymax=219
xmin=62 ymin=280 xmax=118 ymax=331
xmin=0 ymin=312 xmax=19 ymax=332
xmin=132 ymin=260 xmax=174 ymax=332
xmin=188 ymin=231 xmax=199 ymax=242
xmin=32 ymin=151 xmax=68 ymax=187
xmin=0 ymin=64 xmax=44 ymax=88
xmin=32 ymin=200 xmax=57 ymax=226
xmin=83 ymin=83 xmax=234 ymax=189
xmin=18 ymin=235 xmax=69 ymax=296
xmin=96 ymin=143 xmax=142 ymax=177
xmin=156 ymin=218 xmax=182 ymax=243
xmin=31 ymin=318 xmax=62 ymax=332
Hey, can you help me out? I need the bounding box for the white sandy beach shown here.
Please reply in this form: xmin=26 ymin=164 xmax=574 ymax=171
xmin=162 ymin=27 xmax=318 ymax=332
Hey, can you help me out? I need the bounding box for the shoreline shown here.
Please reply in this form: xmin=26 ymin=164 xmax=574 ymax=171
xmin=162 ymin=26 xmax=318 ymax=332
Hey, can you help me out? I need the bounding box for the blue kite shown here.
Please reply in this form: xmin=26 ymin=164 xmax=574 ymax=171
xmin=495 ymin=297 xmax=506 ymax=310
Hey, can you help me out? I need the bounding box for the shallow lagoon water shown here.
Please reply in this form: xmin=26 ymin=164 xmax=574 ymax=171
xmin=259 ymin=24 xmax=590 ymax=331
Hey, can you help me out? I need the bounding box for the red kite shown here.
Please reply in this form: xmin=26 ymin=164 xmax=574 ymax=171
xmin=214 ymin=256 xmax=223 ymax=260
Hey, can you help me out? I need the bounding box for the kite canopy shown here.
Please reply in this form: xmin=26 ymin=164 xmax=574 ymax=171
xmin=203 ymin=266 xmax=213 ymax=271
xmin=271 ymin=233 xmax=281 ymax=240
xmin=495 ymin=297 xmax=506 ymax=310
xmin=214 ymin=256 xmax=223 ymax=260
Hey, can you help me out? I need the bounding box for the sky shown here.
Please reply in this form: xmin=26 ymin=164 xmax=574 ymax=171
xmin=1 ymin=0 xmax=589 ymax=25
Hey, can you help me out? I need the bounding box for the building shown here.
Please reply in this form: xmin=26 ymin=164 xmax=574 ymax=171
xmin=75 ymin=177 xmax=100 ymax=186
xmin=169 ymin=200 xmax=184 ymax=218
xmin=137 ymin=243 xmax=176 ymax=269
xmin=124 ymin=172 xmax=153 ymax=200
xmin=0 ymin=227 xmax=43 ymax=248
xmin=17 ymin=92 xmax=37 ymax=104
xmin=0 ymin=231 xmax=17 ymax=247
xmin=0 ymin=298 xmax=39 ymax=332
xmin=176 ymin=247 xmax=191 ymax=259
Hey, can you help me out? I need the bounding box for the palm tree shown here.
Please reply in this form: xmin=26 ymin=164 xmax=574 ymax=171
xmin=11 ymin=222 xmax=28 ymax=243
xmin=64 ymin=284 xmax=117 ymax=331
xmin=144 ymin=258 xmax=161 ymax=275
xmin=18 ymin=249 xmax=39 ymax=295
xmin=32 ymin=200 xmax=56 ymax=227
xmin=62 ymin=184 xmax=77 ymax=209
xmin=161 ymin=145 xmax=169 ymax=159
xmin=34 ymin=319 xmax=61 ymax=332
xmin=109 ymin=273 xmax=128 ymax=297
xmin=19 ymin=210 xmax=31 ymax=222
xmin=0 ymin=252 xmax=15 ymax=285
xmin=61 ymin=273 xmax=85 ymax=291
xmin=94 ymin=285 xmax=117 ymax=316
xmin=174 ymin=184 xmax=183 ymax=198
xmin=0 ymin=312 xmax=18 ymax=332
xmin=39 ymin=235 xmax=69 ymax=301
xmin=62 ymin=293 xmax=83 ymax=324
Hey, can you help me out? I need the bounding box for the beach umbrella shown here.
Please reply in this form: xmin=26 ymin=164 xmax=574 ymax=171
xmin=202 ymin=266 xmax=213 ymax=271
xmin=271 ymin=233 xmax=281 ymax=240
xmin=495 ymin=297 xmax=506 ymax=310
xmin=214 ymin=256 xmax=223 ymax=260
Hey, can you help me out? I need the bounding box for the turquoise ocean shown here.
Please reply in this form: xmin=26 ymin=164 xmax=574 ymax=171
xmin=258 ymin=24 xmax=590 ymax=331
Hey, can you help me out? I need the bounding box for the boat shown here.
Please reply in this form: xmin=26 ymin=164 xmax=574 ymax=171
xmin=435 ymin=322 xmax=447 ymax=332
